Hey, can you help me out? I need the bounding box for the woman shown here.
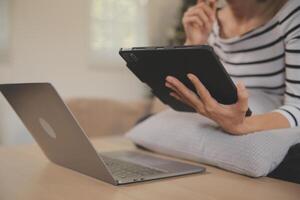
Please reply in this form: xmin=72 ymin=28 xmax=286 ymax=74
xmin=166 ymin=0 xmax=300 ymax=135
xmin=165 ymin=0 xmax=300 ymax=182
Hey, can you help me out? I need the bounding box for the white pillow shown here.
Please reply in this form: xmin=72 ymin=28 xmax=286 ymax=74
xmin=126 ymin=108 xmax=300 ymax=177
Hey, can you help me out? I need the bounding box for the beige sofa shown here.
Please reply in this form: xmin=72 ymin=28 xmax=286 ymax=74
xmin=66 ymin=98 xmax=168 ymax=137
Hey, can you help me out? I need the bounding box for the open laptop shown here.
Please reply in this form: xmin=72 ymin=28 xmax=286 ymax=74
xmin=0 ymin=83 xmax=205 ymax=185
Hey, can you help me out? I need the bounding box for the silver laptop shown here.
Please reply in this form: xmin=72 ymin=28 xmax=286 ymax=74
xmin=0 ymin=83 xmax=205 ymax=185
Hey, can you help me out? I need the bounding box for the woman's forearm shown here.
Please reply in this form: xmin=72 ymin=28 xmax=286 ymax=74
xmin=166 ymin=75 xmax=292 ymax=135
xmin=241 ymin=112 xmax=291 ymax=134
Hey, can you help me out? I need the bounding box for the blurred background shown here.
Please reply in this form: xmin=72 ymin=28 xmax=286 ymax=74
xmin=0 ymin=0 xmax=201 ymax=146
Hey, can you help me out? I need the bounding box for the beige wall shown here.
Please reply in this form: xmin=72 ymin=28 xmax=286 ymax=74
xmin=0 ymin=0 xmax=146 ymax=145
xmin=1 ymin=0 xmax=147 ymax=99
xmin=0 ymin=0 xmax=182 ymax=145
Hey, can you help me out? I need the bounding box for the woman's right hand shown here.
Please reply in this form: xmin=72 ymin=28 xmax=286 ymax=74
xmin=183 ymin=0 xmax=217 ymax=45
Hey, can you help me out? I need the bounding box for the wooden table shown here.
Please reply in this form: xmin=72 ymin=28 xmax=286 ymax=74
xmin=0 ymin=137 xmax=299 ymax=200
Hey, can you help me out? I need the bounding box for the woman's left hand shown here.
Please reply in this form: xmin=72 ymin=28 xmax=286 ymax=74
xmin=165 ymin=74 xmax=250 ymax=135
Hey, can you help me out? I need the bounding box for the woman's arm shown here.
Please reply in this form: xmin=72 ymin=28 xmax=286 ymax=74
xmin=243 ymin=12 xmax=300 ymax=133
xmin=165 ymin=74 xmax=291 ymax=135
xmin=269 ymin=12 xmax=300 ymax=128
xmin=241 ymin=112 xmax=290 ymax=134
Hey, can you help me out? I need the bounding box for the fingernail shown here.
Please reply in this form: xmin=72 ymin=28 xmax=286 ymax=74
xmin=167 ymin=76 xmax=176 ymax=83
xmin=187 ymin=74 xmax=193 ymax=79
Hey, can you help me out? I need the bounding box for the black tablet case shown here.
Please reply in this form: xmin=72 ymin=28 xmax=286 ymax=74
xmin=120 ymin=45 xmax=251 ymax=115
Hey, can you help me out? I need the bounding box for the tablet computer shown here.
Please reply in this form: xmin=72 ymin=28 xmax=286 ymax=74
xmin=119 ymin=45 xmax=251 ymax=116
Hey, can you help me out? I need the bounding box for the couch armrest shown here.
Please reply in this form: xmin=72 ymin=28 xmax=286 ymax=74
xmin=66 ymin=98 xmax=151 ymax=138
xmin=150 ymin=97 xmax=169 ymax=114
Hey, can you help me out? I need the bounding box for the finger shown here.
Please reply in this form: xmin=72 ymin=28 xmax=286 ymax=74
xmin=170 ymin=92 xmax=195 ymax=108
xmin=201 ymin=2 xmax=216 ymax=21
xmin=197 ymin=10 xmax=210 ymax=27
xmin=192 ymin=2 xmax=215 ymax=21
xmin=166 ymin=79 xmax=198 ymax=105
xmin=187 ymin=73 xmax=215 ymax=105
xmin=186 ymin=3 xmax=207 ymax=17
xmin=184 ymin=6 xmax=195 ymax=16
xmin=165 ymin=82 xmax=175 ymax=90
xmin=166 ymin=76 xmax=204 ymax=110
xmin=186 ymin=6 xmax=212 ymax=27
xmin=170 ymin=92 xmax=183 ymax=102
xmin=168 ymin=84 xmax=205 ymax=112
xmin=185 ymin=2 xmax=204 ymax=15
xmin=166 ymin=82 xmax=199 ymax=108
xmin=183 ymin=16 xmax=204 ymax=28
xmin=185 ymin=2 xmax=206 ymax=17
xmin=166 ymin=82 xmax=183 ymax=97
xmin=236 ymin=82 xmax=249 ymax=112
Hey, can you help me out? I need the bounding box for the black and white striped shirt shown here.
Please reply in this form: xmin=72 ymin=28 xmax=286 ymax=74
xmin=208 ymin=0 xmax=300 ymax=127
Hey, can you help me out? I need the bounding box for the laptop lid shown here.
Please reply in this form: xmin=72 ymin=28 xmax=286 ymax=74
xmin=0 ymin=83 xmax=116 ymax=185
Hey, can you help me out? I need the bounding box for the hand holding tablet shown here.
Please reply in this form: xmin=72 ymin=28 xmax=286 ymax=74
xmin=119 ymin=45 xmax=251 ymax=117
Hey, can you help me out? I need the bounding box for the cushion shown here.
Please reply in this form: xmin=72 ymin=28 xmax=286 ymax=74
xmin=126 ymin=91 xmax=300 ymax=177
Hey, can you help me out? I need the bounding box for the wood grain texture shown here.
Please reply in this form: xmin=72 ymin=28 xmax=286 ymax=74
xmin=0 ymin=137 xmax=299 ymax=200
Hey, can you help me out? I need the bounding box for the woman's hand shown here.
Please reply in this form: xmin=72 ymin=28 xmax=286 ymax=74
xmin=183 ymin=0 xmax=217 ymax=45
xmin=165 ymin=74 xmax=250 ymax=135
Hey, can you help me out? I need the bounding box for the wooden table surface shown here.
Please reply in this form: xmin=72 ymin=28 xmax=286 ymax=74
xmin=0 ymin=136 xmax=299 ymax=200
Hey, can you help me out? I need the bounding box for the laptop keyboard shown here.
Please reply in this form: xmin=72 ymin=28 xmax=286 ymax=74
xmin=101 ymin=156 xmax=165 ymax=180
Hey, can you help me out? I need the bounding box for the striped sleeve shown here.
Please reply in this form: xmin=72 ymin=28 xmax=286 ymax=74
xmin=273 ymin=11 xmax=300 ymax=127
